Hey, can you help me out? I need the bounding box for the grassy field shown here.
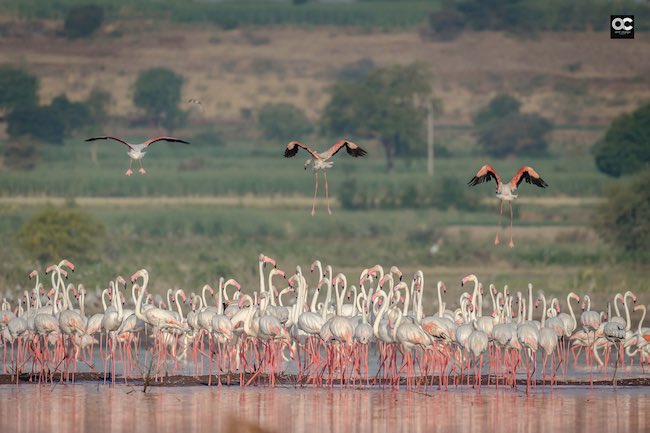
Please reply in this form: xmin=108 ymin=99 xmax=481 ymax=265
xmin=0 ymin=138 xmax=646 ymax=312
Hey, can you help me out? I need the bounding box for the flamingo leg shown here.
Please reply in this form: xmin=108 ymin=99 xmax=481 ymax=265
xmin=126 ymin=159 xmax=133 ymax=176
xmin=324 ymin=171 xmax=332 ymax=215
xmin=495 ymin=201 xmax=503 ymax=245
xmin=508 ymin=202 xmax=515 ymax=248
xmin=138 ymin=159 xmax=146 ymax=175
xmin=311 ymin=172 xmax=319 ymax=216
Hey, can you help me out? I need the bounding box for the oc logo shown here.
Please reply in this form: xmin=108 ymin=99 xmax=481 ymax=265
xmin=612 ymin=17 xmax=633 ymax=31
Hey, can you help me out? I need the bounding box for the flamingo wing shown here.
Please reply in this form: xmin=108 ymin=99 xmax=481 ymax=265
xmin=510 ymin=166 xmax=548 ymax=188
xmin=284 ymin=141 xmax=321 ymax=159
xmin=85 ymin=136 xmax=134 ymax=150
xmin=326 ymin=140 xmax=368 ymax=158
xmin=468 ymin=164 xmax=501 ymax=187
xmin=143 ymin=136 xmax=190 ymax=147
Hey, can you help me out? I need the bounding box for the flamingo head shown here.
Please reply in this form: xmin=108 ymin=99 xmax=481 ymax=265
xmin=460 ymin=274 xmax=477 ymax=287
xmin=259 ymin=254 xmax=277 ymax=268
xmin=28 ymin=270 xmax=38 ymax=280
xmin=60 ymin=259 xmax=75 ymax=272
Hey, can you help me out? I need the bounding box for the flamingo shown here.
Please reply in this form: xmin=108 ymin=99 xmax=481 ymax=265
xmin=468 ymin=165 xmax=548 ymax=247
xmin=284 ymin=139 xmax=367 ymax=215
xmin=85 ymin=135 xmax=190 ymax=176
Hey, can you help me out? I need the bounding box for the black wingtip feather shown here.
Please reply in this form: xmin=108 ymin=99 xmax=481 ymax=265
xmin=346 ymin=146 xmax=367 ymax=157
xmin=284 ymin=146 xmax=299 ymax=158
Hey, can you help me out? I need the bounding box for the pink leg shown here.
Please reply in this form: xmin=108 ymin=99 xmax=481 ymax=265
xmin=508 ymin=202 xmax=515 ymax=248
xmin=138 ymin=160 xmax=146 ymax=175
xmin=324 ymin=171 xmax=332 ymax=215
xmin=311 ymin=173 xmax=319 ymax=216
xmin=495 ymin=201 xmax=503 ymax=245
xmin=126 ymin=160 xmax=133 ymax=176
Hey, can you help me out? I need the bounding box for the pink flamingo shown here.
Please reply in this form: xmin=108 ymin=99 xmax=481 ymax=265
xmin=284 ymin=139 xmax=367 ymax=215
xmin=468 ymin=165 xmax=548 ymax=247
xmin=85 ymin=135 xmax=189 ymax=176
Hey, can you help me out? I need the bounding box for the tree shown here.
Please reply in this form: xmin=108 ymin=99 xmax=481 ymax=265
xmin=16 ymin=205 xmax=106 ymax=264
xmin=258 ymin=103 xmax=313 ymax=141
xmin=49 ymin=95 xmax=92 ymax=136
xmin=133 ymin=68 xmax=185 ymax=131
xmin=321 ymin=63 xmax=432 ymax=173
xmin=6 ymin=105 xmax=65 ymax=144
xmin=473 ymin=94 xmax=552 ymax=157
xmin=592 ymin=102 xmax=650 ymax=177
xmin=0 ymin=67 xmax=38 ymax=112
xmin=64 ymin=5 xmax=104 ymax=39
xmin=593 ymin=169 xmax=650 ymax=262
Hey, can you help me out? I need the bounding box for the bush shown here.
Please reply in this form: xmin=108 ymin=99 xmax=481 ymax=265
xmin=474 ymin=94 xmax=553 ymax=157
xmin=338 ymin=177 xmax=486 ymax=211
xmin=2 ymin=138 xmax=39 ymax=170
xmin=64 ymin=5 xmax=104 ymax=39
xmin=258 ymin=102 xmax=313 ymax=141
xmin=0 ymin=67 xmax=38 ymax=111
xmin=593 ymin=170 xmax=650 ymax=262
xmin=592 ymin=102 xmax=650 ymax=177
xmin=16 ymin=205 xmax=106 ymax=264
xmin=425 ymin=4 xmax=465 ymax=41
xmin=133 ymin=68 xmax=185 ymax=131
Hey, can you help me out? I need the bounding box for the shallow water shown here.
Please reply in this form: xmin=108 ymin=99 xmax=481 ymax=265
xmin=1 ymin=385 xmax=648 ymax=433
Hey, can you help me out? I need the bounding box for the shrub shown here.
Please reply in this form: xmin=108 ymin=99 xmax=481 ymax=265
xmin=2 ymin=138 xmax=39 ymax=170
xmin=49 ymin=95 xmax=92 ymax=136
xmin=592 ymin=101 xmax=650 ymax=177
xmin=258 ymin=103 xmax=313 ymax=141
xmin=64 ymin=5 xmax=104 ymax=39
xmin=16 ymin=205 xmax=106 ymax=264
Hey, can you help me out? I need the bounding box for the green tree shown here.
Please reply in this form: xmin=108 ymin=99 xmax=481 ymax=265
xmin=16 ymin=205 xmax=106 ymax=264
xmin=593 ymin=169 xmax=650 ymax=262
xmin=321 ymin=63 xmax=432 ymax=173
xmin=133 ymin=68 xmax=185 ymax=131
xmin=50 ymin=95 xmax=92 ymax=136
xmin=0 ymin=67 xmax=38 ymax=112
xmin=592 ymin=102 xmax=650 ymax=177
xmin=64 ymin=5 xmax=104 ymax=39
xmin=258 ymin=103 xmax=313 ymax=141
xmin=473 ymin=94 xmax=552 ymax=157
xmin=6 ymin=105 xmax=65 ymax=144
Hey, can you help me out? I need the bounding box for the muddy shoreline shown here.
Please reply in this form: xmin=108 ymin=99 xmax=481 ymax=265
xmin=2 ymin=373 xmax=649 ymax=388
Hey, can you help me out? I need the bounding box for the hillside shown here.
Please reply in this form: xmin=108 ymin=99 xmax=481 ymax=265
xmin=1 ymin=19 xmax=648 ymax=129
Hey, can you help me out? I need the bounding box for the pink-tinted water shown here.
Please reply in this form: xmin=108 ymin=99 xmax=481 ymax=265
xmin=1 ymin=385 xmax=648 ymax=433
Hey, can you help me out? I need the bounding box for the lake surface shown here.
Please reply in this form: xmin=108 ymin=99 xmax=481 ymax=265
xmin=1 ymin=384 xmax=648 ymax=433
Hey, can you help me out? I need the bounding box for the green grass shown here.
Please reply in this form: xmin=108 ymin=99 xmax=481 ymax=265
xmin=0 ymin=0 xmax=441 ymax=28
xmin=0 ymin=137 xmax=613 ymax=198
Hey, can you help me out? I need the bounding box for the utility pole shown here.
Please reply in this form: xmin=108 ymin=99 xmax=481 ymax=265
xmin=427 ymin=99 xmax=434 ymax=176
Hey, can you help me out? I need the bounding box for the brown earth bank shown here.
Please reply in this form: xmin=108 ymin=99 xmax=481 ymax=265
xmin=0 ymin=19 xmax=648 ymax=125
xmin=2 ymin=372 xmax=649 ymax=388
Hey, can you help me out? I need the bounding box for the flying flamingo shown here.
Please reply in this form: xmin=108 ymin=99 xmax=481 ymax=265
xmin=468 ymin=165 xmax=548 ymax=247
xmin=284 ymin=140 xmax=367 ymax=215
xmin=85 ymin=136 xmax=190 ymax=176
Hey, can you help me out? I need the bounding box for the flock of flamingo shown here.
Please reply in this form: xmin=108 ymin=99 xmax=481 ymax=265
xmin=1 ymin=257 xmax=648 ymax=392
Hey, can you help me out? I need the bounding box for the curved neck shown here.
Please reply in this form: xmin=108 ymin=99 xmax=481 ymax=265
xmin=174 ymin=290 xmax=185 ymax=320
xmin=638 ymin=307 xmax=646 ymax=334
xmin=540 ymin=295 xmax=547 ymax=327
xmin=268 ymin=272 xmax=278 ymax=306
xmin=202 ymin=285 xmax=210 ymax=308
xmin=567 ymin=292 xmax=577 ymax=323
xmin=623 ymin=292 xmax=633 ymax=331
xmin=79 ymin=288 xmax=85 ymax=318
xmin=310 ymin=287 xmax=320 ymax=313
xmin=135 ymin=285 xmax=146 ymax=321
xmin=373 ymin=291 xmax=389 ymax=337
xmin=613 ymin=293 xmax=622 ymax=317
xmin=392 ymin=308 xmax=402 ymax=339
xmin=437 ymin=282 xmax=444 ymax=317
xmin=101 ymin=289 xmax=109 ymax=311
